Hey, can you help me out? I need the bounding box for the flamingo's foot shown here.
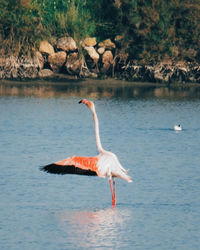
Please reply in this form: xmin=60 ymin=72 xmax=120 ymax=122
xmin=112 ymin=198 xmax=116 ymax=207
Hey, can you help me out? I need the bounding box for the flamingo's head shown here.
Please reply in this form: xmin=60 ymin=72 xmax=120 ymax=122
xmin=79 ymin=99 xmax=95 ymax=112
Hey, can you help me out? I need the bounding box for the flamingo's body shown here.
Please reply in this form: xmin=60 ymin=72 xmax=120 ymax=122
xmin=41 ymin=99 xmax=132 ymax=206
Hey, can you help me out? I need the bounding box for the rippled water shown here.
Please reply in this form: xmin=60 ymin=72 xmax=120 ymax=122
xmin=0 ymin=81 xmax=200 ymax=249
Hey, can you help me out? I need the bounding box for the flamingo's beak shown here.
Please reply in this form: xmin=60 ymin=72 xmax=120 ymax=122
xmin=79 ymin=99 xmax=89 ymax=105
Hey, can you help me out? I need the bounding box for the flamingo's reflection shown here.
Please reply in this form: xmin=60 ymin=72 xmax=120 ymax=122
xmin=55 ymin=207 xmax=132 ymax=248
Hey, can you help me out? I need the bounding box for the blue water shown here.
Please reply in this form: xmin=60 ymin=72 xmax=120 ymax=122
xmin=0 ymin=83 xmax=200 ymax=249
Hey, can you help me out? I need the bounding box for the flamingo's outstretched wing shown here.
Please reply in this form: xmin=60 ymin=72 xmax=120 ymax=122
xmin=40 ymin=156 xmax=98 ymax=176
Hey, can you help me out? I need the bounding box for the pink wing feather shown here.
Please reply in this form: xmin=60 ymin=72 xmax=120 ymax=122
xmin=41 ymin=156 xmax=99 ymax=176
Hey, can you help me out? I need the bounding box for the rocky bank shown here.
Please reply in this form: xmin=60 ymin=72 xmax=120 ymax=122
xmin=0 ymin=36 xmax=200 ymax=84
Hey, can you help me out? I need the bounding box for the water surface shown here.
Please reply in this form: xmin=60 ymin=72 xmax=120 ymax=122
xmin=0 ymin=81 xmax=200 ymax=249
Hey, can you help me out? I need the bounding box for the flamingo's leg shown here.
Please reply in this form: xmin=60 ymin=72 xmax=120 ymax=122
xmin=112 ymin=178 xmax=116 ymax=206
xmin=113 ymin=178 xmax=116 ymax=199
xmin=109 ymin=179 xmax=114 ymax=199
xmin=109 ymin=178 xmax=116 ymax=206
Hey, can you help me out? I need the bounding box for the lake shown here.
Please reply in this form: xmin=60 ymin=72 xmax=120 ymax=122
xmin=0 ymin=80 xmax=200 ymax=250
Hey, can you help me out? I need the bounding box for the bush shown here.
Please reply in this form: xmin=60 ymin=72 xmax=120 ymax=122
xmin=0 ymin=0 xmax=199 ymax=63
xmin=0 ymin=0 xmax=45 ymax=55
xmin=0 ymin=0 xmax=95 ymax=55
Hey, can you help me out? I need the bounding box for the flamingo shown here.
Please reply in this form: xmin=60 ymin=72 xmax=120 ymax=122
xmin=41 ymin=99 xmax=132 ymax=206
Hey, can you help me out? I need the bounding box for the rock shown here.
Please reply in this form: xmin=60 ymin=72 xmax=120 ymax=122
xmin=84 ymin=47 xmax=99 ymax=64
xmin=97 ymin=47 xmax=105 ymax=55
xmin=48 ymin=51 xmax=67 ymax=73
xmin=99 ymin=39 xmax=116 ymax=50
xmin=57 ymin=37 xmax=77 ymax=52
xmin=102 ymin=50 xmax=114 ymax=65
xmin=65 ymin=52 xmax=81 ymax=75
xmin=81 ymin=37 xmax=97 ymax=47
xmin=39 ymin=40 xmax=54 ymax=55
xmin=38 ymin=69 xmax=54 ymax=78
xmin=101 ymin=51 xmax=114 ymax=74
xmin=34 ymin=51 xmax=44 ymax=70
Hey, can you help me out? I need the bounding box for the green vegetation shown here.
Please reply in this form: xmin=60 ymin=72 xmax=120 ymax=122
xmin=0 ymin=0 xmax=199 ymax=63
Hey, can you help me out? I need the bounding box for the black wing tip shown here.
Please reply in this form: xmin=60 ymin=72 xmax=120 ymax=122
xmin=40 ymin=163 xmax=97 ymax=176
xmin=40 ymin=163 xmax=66 ymax=175
xmin=40 ymin=165 xmax=46 ymax=172
xmin=79 ymin=100 xmax=83 ymax=104
xmin=40 ymin=164 xmax=52 ymax=172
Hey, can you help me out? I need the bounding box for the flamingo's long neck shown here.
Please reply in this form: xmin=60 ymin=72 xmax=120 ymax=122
xmin=92 ymin=108 xmax=103 ymax=153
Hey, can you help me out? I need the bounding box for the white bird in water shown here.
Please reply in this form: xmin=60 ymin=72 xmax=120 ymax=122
xmin=174 ymin=124 xmax=182 ymax=131
xmin=41 ymin=99 xmax=132 ymax=206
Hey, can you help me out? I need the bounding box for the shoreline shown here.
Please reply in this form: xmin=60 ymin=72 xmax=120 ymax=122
xmin=1 ymin=37 xmax=200 ymax=85
xmin=1 ymin=76 xmax=200 ymax=88
xmin=1 ymin=61 xmax=200 ymax=85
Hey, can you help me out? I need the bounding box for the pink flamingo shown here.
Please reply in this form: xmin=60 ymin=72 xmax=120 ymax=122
xmin=41 ymin=99 xmax=132 ymax=206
